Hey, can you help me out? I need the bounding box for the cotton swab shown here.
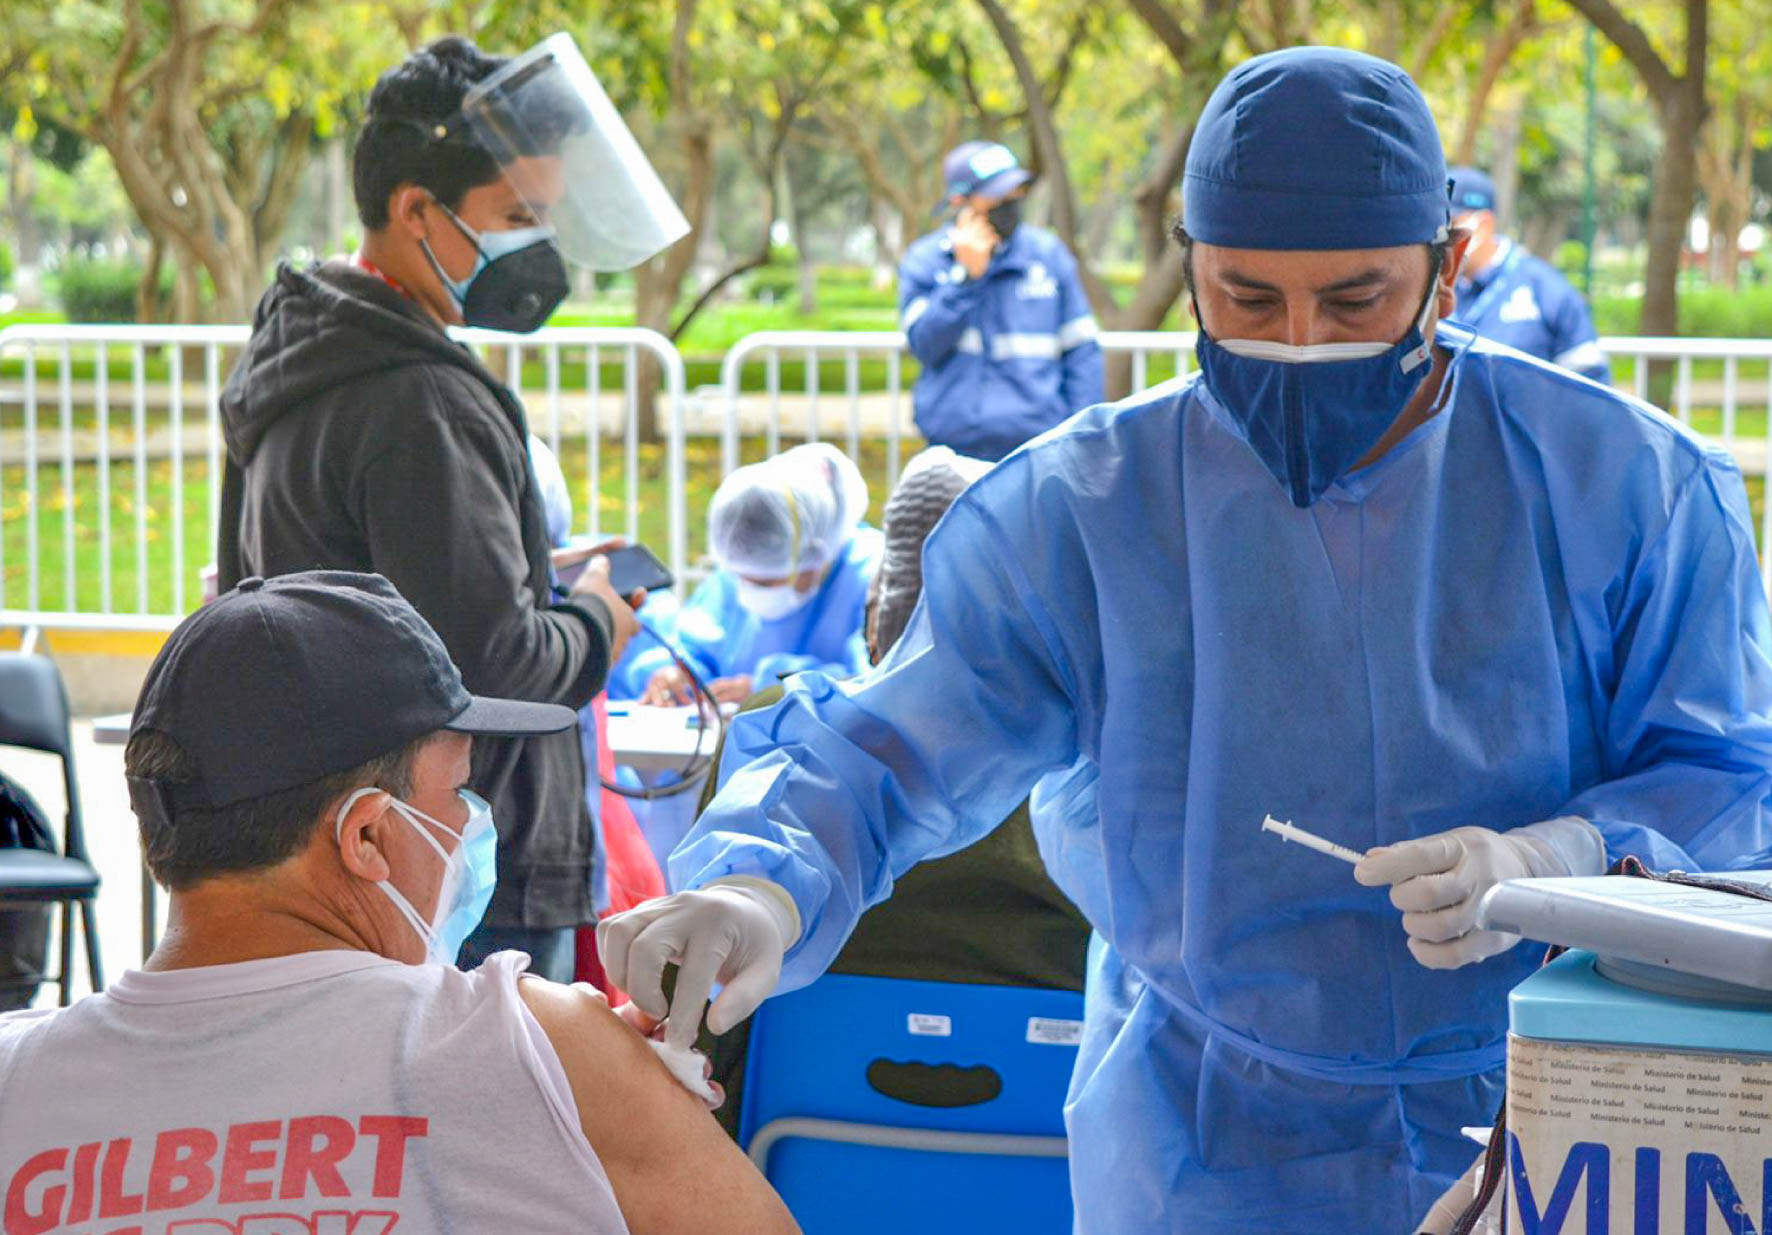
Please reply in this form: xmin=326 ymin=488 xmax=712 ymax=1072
xmin=1261 ymin=815 xmax=1364 ymax=865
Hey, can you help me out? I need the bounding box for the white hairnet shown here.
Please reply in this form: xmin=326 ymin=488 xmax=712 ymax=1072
xmin=709 ymin=443 xmax=870 ymax=577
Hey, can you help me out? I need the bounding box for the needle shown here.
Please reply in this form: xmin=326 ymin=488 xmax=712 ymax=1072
xmin=1261 ymin=815 xmax=1364 ymax=865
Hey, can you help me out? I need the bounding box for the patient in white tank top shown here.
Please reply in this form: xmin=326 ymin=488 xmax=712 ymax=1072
xmin=0 ymin=570 xmax=799 ymax=1235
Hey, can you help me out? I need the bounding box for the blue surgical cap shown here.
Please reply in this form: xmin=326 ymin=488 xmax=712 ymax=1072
xmin=1183 ymin=47 xmax=1450 ymax=251
xmin=1447 ymin=166 xmax=1497 ymax=214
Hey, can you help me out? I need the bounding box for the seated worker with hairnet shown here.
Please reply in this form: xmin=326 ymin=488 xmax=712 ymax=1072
xmin=693 ymin=447 xmax=1092 ymax=1135
xmin=611 ymin=443 xmax=883 ymax=706
xmin=600 ymin=47 xmax=1772 ymax=1234
xmin=0 ymin=572 xmax=798 ymax=1235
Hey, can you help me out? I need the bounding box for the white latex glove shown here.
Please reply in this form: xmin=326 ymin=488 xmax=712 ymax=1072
xmin=1416 ymin=1156 xmax=1489 ymax=1234
xmin=596 ymin=877 xmax=801 ymax=1053
xmin=1354 ymin=817 xmax=1606 ymax=969
xmin=1415 ymin=1160 xmax=1474 ymax=1234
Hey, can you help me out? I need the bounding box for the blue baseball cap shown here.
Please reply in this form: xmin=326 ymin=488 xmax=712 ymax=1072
xmin=943 ymin=141 xmax=1033 ymax=202
xmin=1183 ymin=47 xmax=1451 ymax=251
xmin=1447 ymin=166 xmax=1497 ymax=214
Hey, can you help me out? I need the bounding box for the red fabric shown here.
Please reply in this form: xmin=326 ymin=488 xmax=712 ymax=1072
xmin=574 ymin=692 xmax=667 ymax=994
xmin=350 ymin=253 xmax=414 ymax=300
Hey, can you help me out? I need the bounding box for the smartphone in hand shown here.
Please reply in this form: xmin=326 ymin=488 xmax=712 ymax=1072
xmin=605 ymin=543 xmax=674 ymax=596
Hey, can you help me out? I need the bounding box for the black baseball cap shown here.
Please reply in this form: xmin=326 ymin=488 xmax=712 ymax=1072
xmin=128 ymin=571 xmax=575 ymax=815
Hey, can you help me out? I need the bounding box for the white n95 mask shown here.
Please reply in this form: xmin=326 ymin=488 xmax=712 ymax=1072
xmin=736 ymin=579 xmax=815 ymax=621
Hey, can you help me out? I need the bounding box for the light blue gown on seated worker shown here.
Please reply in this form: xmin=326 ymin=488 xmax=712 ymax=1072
xmin=609 ymin=529 xmax=884 ymax=699
xmin=671 ymin=324 xmax=1772 ymax=1233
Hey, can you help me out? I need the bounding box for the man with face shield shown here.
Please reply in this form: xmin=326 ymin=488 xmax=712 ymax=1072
xmin=217 ymin=35 xmax=688 ymax=982
xmin=599 ymin=47 xmax=1772 ymax=1231
xmin=0 ymin=573 xmax=800 ymax=1233
xmin=898 ymin=141 xmax=1103 ymax=462
xmin=615 ymin=443 xmax=882 ymax=706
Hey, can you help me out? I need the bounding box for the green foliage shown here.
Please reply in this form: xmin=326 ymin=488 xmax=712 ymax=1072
xmin=1552 ymin=241 xmax=1589 ymax=283
xmin=1592 ymin=284 xmax=1772 ymax=338
xmin=56 ymin=259 xmax=169 ymax=324
xmin=748 ymin=265 xmax=799 ymax=301
xmin=0 ymin=241 xmax=12 ymax=292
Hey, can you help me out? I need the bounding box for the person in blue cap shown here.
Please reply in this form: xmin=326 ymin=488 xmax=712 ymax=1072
xmin=1448 ymin=166 xmax=1612 ymax=383
xmin=598 ymin=47 xmax=1772 ymax=1233
xmin=896 ymin=141 xmax=1103 ymax=462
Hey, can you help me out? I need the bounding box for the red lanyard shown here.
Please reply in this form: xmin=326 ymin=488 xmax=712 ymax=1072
xmin=351 ymin=253 xmax=414 ymax=302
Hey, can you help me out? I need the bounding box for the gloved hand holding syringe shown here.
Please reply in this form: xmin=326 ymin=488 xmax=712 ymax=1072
xmin=1262 ymin=811 xmax=1608 ymax=971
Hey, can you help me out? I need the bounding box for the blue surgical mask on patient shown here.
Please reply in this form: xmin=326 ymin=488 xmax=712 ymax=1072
xmin=1194 ymin=255 xmax=1443 ymax=508
xmin=336 ymin=786 xmax=498 ymax=965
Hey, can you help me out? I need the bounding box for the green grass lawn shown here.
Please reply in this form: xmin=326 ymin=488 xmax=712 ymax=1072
xmin=0 ymin=435 xmax=918 ymax=617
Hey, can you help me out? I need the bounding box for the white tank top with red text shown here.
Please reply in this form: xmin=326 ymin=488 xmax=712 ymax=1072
xmin=0 ymin=949 xmax=631 ymax=1235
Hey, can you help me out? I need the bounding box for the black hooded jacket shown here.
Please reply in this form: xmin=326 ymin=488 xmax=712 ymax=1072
xmin=218 ymin=261 xmax=612 ymax=928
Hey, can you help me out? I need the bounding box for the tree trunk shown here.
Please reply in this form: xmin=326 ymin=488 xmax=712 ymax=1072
xmin=631 ymin=261 xmax=681 ymax=444
xmin=5 ymin=136 xmax=42 ymax=305
xmin=1452 ymin=0 xmax=1536 ymax=166
xmin=976 ymin=0 xmax=1080 ymax=246
xmin=1565 ymin=0 xmax=1707 ymax=339
xmin=1696 ymin=96 xmax=1755 ymax=291
xmin=1521 ymin=207 xmax=1573 ymax=262
xmin=1489 ymin=101 xmax=1524 ymax=234
xmin=137 ymin=229 xmax=165 ymax=324
xmin=326 ymin=139 xmax=350 ymax=258
xmin=1134 ymin=124 xmax=1192 ymax=268
xmin=173 ymin=258 xmax=202 ymax=325
xmin=1641 ymin=89 xmax=1702 ymax=336
xmin=1705 ymin=199 xmax=1727 ymax=284
xmin=786 ymin=157 xmax=818 ymax=315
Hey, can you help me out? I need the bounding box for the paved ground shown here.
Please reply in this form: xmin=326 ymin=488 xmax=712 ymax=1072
xmin=5 ymin=721 xmax=150 ymax=1008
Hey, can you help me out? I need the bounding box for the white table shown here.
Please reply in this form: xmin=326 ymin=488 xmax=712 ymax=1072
xmin=92 ymin=713 xmax=131 ymax=746
xmin=604 ymin=702 xmax=727 ymax=776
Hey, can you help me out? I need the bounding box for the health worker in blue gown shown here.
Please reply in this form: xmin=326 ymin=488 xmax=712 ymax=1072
xmin=612 ymin=442 xmax=882 ymax=706
xmin=598 ymin=47 xmax=1772 ymax=1235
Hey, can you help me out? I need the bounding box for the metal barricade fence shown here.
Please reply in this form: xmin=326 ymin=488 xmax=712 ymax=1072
xmin=0 ymin=323 xmax=687 ymax=630
xmin=9 ymin=324 xmax=1772 ymax=629
xmin=1598 ymin=337 xmax=1772 ymax=585
xmin=712 ymin=330 xmax=1197 ymax=508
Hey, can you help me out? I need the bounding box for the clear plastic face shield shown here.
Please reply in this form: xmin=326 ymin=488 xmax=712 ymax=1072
xmin=459 ymin=33 xmax=690 ymax=272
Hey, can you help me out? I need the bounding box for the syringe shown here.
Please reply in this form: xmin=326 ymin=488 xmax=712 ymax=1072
xmin=1260 ymin=815 xmax=1365 ymax=865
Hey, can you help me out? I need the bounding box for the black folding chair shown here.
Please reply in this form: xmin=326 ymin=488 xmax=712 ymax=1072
xmin=0 ymin=653 xmax=103 ymax=1003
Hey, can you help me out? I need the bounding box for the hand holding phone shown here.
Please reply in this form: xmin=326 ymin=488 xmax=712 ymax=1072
xmin=603 ymin=543 xmax=674 ymax=597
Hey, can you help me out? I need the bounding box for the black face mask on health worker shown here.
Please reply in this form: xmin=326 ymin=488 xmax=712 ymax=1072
xmin=986 ymin=198 xmax=1024 ymax=240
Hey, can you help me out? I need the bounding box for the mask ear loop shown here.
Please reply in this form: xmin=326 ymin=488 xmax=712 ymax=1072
xmin=1399 ymin=245 xmax=1447 ymax=375
xmin=416 ymin=192 xmax=487 ymax=305
xmin=335 ymin=787 xmax=447 ymax=951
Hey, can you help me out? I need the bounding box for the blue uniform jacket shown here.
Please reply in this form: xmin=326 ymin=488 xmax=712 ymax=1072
xmin=899 ymin=223 xmax=1103 ymax=461
xmin=1453 ymin=240 xmax=1611 ymax=383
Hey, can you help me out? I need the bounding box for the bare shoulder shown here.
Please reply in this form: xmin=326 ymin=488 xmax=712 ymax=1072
xmin=517 ymin=979 xmax=799 ymax=1235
